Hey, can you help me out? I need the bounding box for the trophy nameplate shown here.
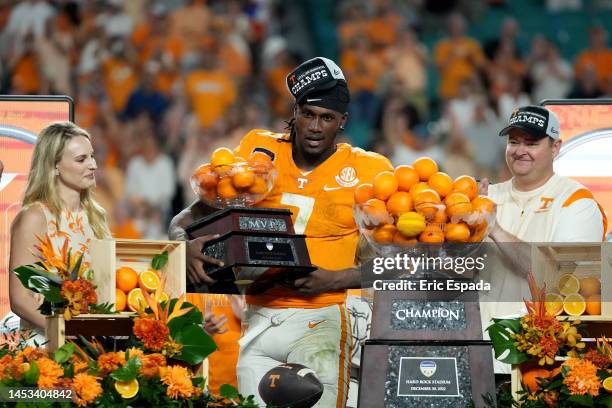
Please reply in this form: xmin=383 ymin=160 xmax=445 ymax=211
xmin=186 ymin=207 xmax=316 ymax=294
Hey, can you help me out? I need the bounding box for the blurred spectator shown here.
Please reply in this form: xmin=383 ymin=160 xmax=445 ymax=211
xmin=8 ymin=34 xmax=42 ymax=94
xmin=529 ymin=39 xmax=572 ymax=102
xmin=35 ymin=18 xmax=73 ymax=95
xmin=498 ymin=76 xmax=531 ymax=121
xmin=101 ymin=38 xmax=138 ymax=112
xmin=574 ymin=26 xmax=612 ymax=91
xmin=96 ymin=0 xmax=134 ymax=39
xmin=484 ymin=17 xmax=526 ymax=60
xmin=170 ymin=0 xmax=212 ymax=54
xmin=123 ymin=63 xmax=169 ymax=122
xmin=568 ymin=64 xmax=604 ymax=98
xmin=445 ymin=77 xmax=485 ymax=133
xmin=434 ymin=12 xmax=486 ymax=99
xmin=265 ymin=49 xmax=298 ymax=119
xmin=111 ymin=200 xmax=142 ymax=239
xmin=381 ymin=29 xmax=428 ymax=116
xmin=5 ymin=0 xmax=55 ymax=44
xmin=366 ymin=0 xmax=403 ymax=49
xmin=130 ymin=3 xmax=183 ymax=66
xmin=124 ymin=114 xmax=176 ymax=214
xmin=89 ymin=124 xmax=124 ymax=217
xmin=184 ymin=52 xmax=238 ymax=128
xmin=458 ymin=94 xmax=505 ymax=176
xmin=486 ymin=41 xmax=527 ymax=101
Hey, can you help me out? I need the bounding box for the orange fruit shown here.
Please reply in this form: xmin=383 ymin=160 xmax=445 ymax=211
xmin=452 ymin=175 xmax=478 ymax=200
xmin=115 ymin=378 xmax=139 ymax=399
xmin=232 ymin=167 xmax=256 ymax=189
xmin=127 ymin=288 xmax=147 ymax=312
xmin=373 ymin=171 xmax=398 ymax=201
xmin=563 ymin=293 xmax=586 ymax=316
xmin=412 ymin=157 xmax=438 ymax=181
xmin=413 ymin=189 xmax=442 ymax=219
xmin=248 ymin=176 xmax=268 ymax=194
xmin=386 ymin=192 xmax=413 ymax=217
xmin=471 ymin=195 xmax=495 ymax=215
xmin=393 ymin=231 xmax=418 ymax=245
xmin=139 ymin=270 xmax=161 ymax=292
xmin=116 ymin=266 xmax=139 ymax=293
xmin=444 ymin=192 xmax=473 ymax=219
xmin=544 ymin=292 xmax=564 ymax=316
xmin=585 ymin=294 xmax=601 ymax=315
xmin=445 ymin=222 xmax=470 ymax=242
xmin=372 ymin=224 xmax=397 ymax=244
xmin=354 ymin=184 xmax=375 ymax=205
xmin=419 ymin=224 xmax=445 ymax=243
xmin=427 ymin=172 xmax=453 ymax=198
xmin=394 ymin=165 xmax=420 ymax=191
xmin=521 ymin=368 xmax=550 ymax=393
xmin=579 ymin=277 xmax=601 ymax=297
xmin=115 ymin=289 xmax=127 ymax=312
xmin=217 ymin=177 xmax=238 ymax=199
xmin=363 ymin=198 xmax=389 ymax=225
xmin=432 ymin=209 xmax=448 ymax=224
xmin=248 ymin=151 xmax=273 ymax=173
xmin=211 ymin=147 xmax=236 ymax=168
xmin=558 ymin=274 xmax=580 ymax=296
xmin=193 ymin=163 xmax=218 ymax=189
xmin=468 ymin=224 xmax=488 ymax=242
xmin=409 ymin=182 xmax=430 ymax=199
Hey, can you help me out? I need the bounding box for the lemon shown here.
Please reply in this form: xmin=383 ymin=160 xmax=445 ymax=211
xmin=558 ymin=274 xmax=580 ymax=296
xmin=563 ymin=293 xmax=586 ymax=316
xmin=544 ymin=292 xmax=564 ymax=316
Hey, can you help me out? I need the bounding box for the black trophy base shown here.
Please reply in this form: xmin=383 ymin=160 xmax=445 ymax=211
xmin=358 ymin=340 xmax=496 ymax=408
xmin=187 ymin=264 xmax=316 ymax=294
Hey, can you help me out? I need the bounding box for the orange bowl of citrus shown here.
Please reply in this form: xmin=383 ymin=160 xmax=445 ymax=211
xmin=353 ymin=157 xmax=496 ymax=255
xmin=191 ymin=147 xmax=277 ymax=208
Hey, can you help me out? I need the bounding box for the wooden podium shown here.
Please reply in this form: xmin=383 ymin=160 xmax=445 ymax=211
xmin=359 ymin=279 xmax=496 ymax=407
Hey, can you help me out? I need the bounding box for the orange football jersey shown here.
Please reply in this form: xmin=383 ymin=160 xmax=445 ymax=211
xmin=235 ymin=129 xmax=393 ymax=308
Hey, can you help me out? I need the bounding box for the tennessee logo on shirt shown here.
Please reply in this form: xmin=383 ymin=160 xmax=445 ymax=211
xmin=535 ymin=197 xmax=554 ymax=212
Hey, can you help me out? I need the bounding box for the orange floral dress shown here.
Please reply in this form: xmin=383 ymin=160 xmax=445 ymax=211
xmin=19 ymin=203 xmax=96 ymax=342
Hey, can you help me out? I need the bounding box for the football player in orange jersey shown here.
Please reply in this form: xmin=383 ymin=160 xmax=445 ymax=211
xmin=170 ymin=57 xmax=392 ymax=407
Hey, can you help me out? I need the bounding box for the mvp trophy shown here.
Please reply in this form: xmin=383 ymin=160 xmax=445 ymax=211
xmin=185 ymin=207 xmax=316 ymax=294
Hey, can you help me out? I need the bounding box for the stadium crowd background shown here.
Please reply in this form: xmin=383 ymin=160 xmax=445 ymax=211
xmin=2 ymin=0 xmax=612 ymax=240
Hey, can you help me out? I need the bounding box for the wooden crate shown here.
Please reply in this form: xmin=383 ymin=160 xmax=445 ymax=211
xmin=532 ymin=243 xmax=611 ymax=317
xmin=89 ymin=238 xmax=186 ymax=307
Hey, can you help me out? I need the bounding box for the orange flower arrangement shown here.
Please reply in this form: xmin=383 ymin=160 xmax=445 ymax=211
xmin=562 ymin=358 xmax=601 ymax=396
xmin=60 ymin=278 xmax=98 ymax=320
xmin=133 ymin=317 xmax=170 ymax=352
xmin=36 ymin=356 xmax=64 ymax=388
xmin=160 ymin=365 xmax=197 ymax=399
xmin=97 ymin=351 xmax=126 ymax=374
xmin=140 ymin=353 xmax=167 ymax=378
xmin=72 ymin=372 xmax=103 ymax=407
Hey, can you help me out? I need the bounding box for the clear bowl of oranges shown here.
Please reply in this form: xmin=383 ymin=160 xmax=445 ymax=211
xmin=191 ymin=147 xmax=277 ymax=208
xmin=353 ymin=157 xmax=497 ymax=256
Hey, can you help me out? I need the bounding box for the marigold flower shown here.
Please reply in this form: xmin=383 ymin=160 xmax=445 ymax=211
xmin=562 ymin=358 xmax=601 ymax=396
xmin=97 ymin=352 xmax=126 ymax=374
xmin=140 ymin=353 xmax=167 ymax=378
xmin=36 ymin=357 xmax=64 ymax=388
xmin=133 ymin=317 xmax=169 ymax=351
xmin=61 ymin=279 xmax=97 ymax=320
xmin=72 ymin=373 xmax=102 ymax=407
xmin=161 ymin=365 xmax=194 ymax=399
xmin=584 ymin=349 xmax=611 ymax=369
xmin=126 ymin=347 xmax=145 ymax=361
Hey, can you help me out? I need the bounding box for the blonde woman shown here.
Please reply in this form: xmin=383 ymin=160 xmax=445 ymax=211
xmin=9 ymin=122 xmax=110 ymax=340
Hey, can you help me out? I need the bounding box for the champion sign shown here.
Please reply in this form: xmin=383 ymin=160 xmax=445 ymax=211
xmin=509 ymin=112 xmax=546 ymax=128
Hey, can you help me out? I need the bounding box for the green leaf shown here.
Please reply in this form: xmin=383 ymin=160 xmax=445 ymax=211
xmin=167 ymin=301 xmax=203 ymax=336
xmin=220 ymin=384 xmax=239 ymax=400
xmin=567 ymin=394 xmax=594 ymax=407
xmin=172 ymin=324 xmax=217 ymax=365
xmin=24 ymin=360 xmax=40 ymax=385
xmin=110 ymin=356 xmax=142 ymax=382
xmin=14 ymin=265 xmax=63 ymax=289
xmin=486 ymin=321 xmax=528 ymax=364
xmin=151 ymin=251 xmax=169 ymax=270
xmin=70 ymin=252 xmax=84 ymax=280
xmin=29 ymin=276 xmax=64 ymax=303
xmin=599 ymin=394 xmax=612 ymax=408
xmin=53 ymin=342 xmax=76 ymax=363
xmin=88 ymin=302 xmax=115 ymax=314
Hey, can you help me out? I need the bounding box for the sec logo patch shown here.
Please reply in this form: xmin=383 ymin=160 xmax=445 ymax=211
xmin=335 ymin=166 xmax=359 ymax=187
